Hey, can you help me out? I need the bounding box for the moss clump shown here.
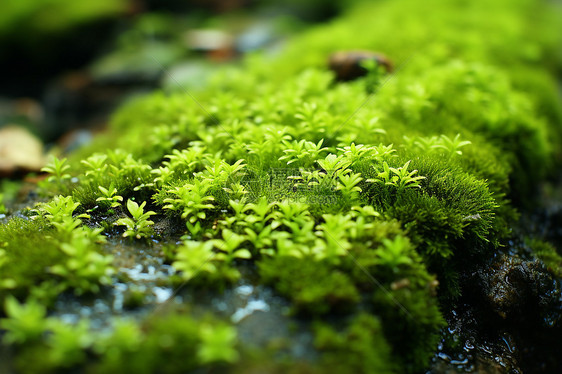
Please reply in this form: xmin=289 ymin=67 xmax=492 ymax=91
xmin=0 ymin=196 xmax=113 ymax=304
xmin=527 ymin=239 xmax=562 ymax=278
xmin=259 ymin=256 xmax=360 ymax=315
xmin=314 ymin=313 xmax=396 ymax=373
xmin=1 ymin=0 xmax=562 ymax=372
xmin=1 ymin=301 xmax=237 ymax=374
xmin=0 ymin=217 xmax=63 ymax=299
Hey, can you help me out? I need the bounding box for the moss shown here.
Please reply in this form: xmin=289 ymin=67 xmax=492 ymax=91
xmin=97 ymin=314 xmax=202 ymax=374
xmin=527 ymin=239 xmax=562 ymax=278
xmin=1 ymin=301 xmax=238 ymax=374
xmin=0 ymin=197 xmax=113 ymax=302
xmin=2 ymin=0 xmax=562 ymax=372
xmin=259 ymin=256 xmax=360 ymax=315
xmin=314 ymin=313 xmax=396 ymax=374
xmin=0 ymin=217 xmax=64 ymax=301
xmin=373 ymin=282 xmax=445 ymax=372
xmin=338 ymin=223 xmax=446 ymax=372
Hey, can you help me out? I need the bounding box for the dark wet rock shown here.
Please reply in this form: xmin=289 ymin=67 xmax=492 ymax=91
xmin=431 ymin=305 xmax=521 ymax=374
xmin=440 ymin=248 xmax=562 ymax=374
xmin=477 ymin=255 xmax=559 ymax=322
xmin=329 ymin=50 xmax=393 ymax=81
xmin=152 ymin=215 xmax=185 ymax=238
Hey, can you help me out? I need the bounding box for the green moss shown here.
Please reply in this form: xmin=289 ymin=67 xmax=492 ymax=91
xmin=0 ymin=197 xmax=113 ymax=302
xmin=373 ymin=284 xmax=445 ymax=372
xmin=0 ymin=217 xmax=64 ymax=301
xmin=0 ymin=301 xmax=238 ymax=374
xmin=2 ymin=0 xmax=562 ymax=372
xmin=0 ymin=0 xmax=126 ymax=41
xmin=527 ymin=239 xmax=562 ymax=278
xmin=314 ymin=313 xmax=396 ymax=374
xmin=259 ymin=256 xmax=360 ymax=315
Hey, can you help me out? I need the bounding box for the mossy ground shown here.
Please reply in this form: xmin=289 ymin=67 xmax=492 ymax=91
xmin=1 ymin=0 xmax=562 ymax=372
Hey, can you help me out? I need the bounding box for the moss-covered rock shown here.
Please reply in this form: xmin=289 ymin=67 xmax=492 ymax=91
xmin=1 ymin=0 xmax=561 ymax=372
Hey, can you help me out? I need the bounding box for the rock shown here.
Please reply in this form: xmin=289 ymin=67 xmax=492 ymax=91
xmin=329 ymin=50 xmax=393 ymax=81
xmin=478 ymin=255 xmax=559 ymax=322
xmin=184 ymin=29 xmax=235 ymax=61
xmin=0 ymin=126 xmax=45 ymax=177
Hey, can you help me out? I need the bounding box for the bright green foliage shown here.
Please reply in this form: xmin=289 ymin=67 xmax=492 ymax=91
xmin=104 ymin=312 xmax=238 ymax=373
xmin=92 ymin=318 xmax=143 ymax=369
xmin=171 ymin=235 xmax=249 ymax=284
xmin=81 ymin=153 xmax=109 ymax=181
xmin=527 ymin=239 xmax=562 ymax=278
xmin=279 ymin=139 xmax=328 ymax=167
xmin=0 ymin=218 xmax=63 ymax=300
xmin=213 ymin=229 xmax=252 ymax=263
xmin=337 ymin=143 xmax=395 ymax=165
xmin=46 ymin=319 xmax=93 ymax=368
xmin=197 ymin=323 xmax=239 ymax=364
xmin=35 ymin=195 xmax=88 ymax=223
xmin=201 ymin=159 xmax=247 ymax=188
xmin=49 ymin=231 xmax=114 ymax=295
xmin=215 ymin=197 xmax=280 ymax=254
xmin=0 ymin=296 xmax=47 ymax=345
xmin=71 ymin=149 xmax=154 ymax=208
xmin=1 ymin=306 xmax=238 ymax=374
xmin=404 ymin=134 xmax=472 ymax=156
xmin=374 ymin=236 xmax=414 ymax=273
xmin=0 ymin=196 xmax=114 ymax=301
xmin=317 ymin=153 xmax=352 ymax=179
xmin=42 ymin=197 xmax=112 ymax=295
xmin=96 ymin=183 xmax=123 ymax=209
xmin=1 ymin=194 xmax=113 ymax=300
xmin=41 ymin=156 xmax=71 ymax=184
xmin=314 ymin=214 xmax=353 ymax=263
xmin=336 ymin=172 xmax=363 ymax=202
xmin=172 ymin=240 xmax=217 ymax=282
xmin=367 ymin=161 xmax=425 ymax=192
xmin=114 ymin=199 xmax=156 ymax=239
xmin=161 ymin=180 xmax=215 ymax=223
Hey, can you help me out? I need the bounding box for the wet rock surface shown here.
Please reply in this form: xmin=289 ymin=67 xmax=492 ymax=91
xmin=477 ymin=255 xmax=559 ymax=322
xmin=429 ymin=240 xmax=562 ymax=373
